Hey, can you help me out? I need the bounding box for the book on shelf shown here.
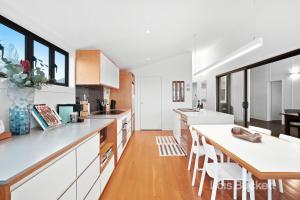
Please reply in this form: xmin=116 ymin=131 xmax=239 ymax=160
xmin=100 ymin=147 xmax=113 ymax=165
xmin=32 ymin=104 xmax=62 ymax=130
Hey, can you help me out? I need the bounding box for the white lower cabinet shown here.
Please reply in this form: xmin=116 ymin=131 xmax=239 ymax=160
xmin=59 ymin=182 xmax=76 ymax=200
xmin=77 ymin=134 xmax=100 ymax=176
xmin=77 ymin=157 xmax=100 ymax=200
xmin=11 ymin=150 xmax=76 ymax=200
xmin=85 ymin=177 xmax=100 ymax=200
xmin=100 ymin=155 xmax=115 ymax=195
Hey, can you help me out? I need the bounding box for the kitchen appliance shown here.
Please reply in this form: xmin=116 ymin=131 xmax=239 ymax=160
xmin=57 ymin=104 xmax=82 ymax=123
xmin=110 ymin=99 xmax=116 ymax=110
xmin=180 ymin=115 xmax=188 ymax=154
xmin=121 ymin=119 xmax=128 ymax=147
xmin=93 ymin=110 xmax=125 ymax=115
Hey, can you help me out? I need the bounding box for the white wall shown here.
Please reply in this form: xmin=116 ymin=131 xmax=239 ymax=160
xmin=193 ymin=0 xmax=300 ymax=112
xmin=0 ymin=11 xmax=76 ymax=130
xmin=131 ymin=53 xmax=192 ymax=130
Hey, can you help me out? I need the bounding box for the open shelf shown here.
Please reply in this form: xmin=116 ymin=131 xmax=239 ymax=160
xmin=100 ymin=142 xmax=114 ymax=173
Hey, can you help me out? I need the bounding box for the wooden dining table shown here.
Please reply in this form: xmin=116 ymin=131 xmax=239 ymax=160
xmin=281 ymin=112 xmax=300 ymax=136
xmin=192 ymin=124 xmax=300 ymax=200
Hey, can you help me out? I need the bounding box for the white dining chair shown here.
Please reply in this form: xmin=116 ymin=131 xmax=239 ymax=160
xmin=249 ymin=126 xmax=284 ymax=198
xmin=279 ymin=134 xmax=300 ymax=145
xmin=188 ymin=126 xmax=224 ymax=186
xmin=198 ymin=136 xmax=255 ymax=200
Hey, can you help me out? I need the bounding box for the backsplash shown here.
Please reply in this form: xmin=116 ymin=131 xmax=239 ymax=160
xmin=76 ymin=85 xmax=107 ymax=112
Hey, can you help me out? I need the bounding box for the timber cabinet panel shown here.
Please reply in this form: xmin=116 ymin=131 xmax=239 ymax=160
xmin=76 ymin=50 xmax=101 ymax=85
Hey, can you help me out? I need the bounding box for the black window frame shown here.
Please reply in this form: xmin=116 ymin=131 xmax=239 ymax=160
xmin=0 ymin=15 xmax=69 ymax=86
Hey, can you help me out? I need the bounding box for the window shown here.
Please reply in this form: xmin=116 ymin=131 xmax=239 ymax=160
xmin=33 ymin=41 xmax=49 ymax=79
xmin=54 ymin=51 xmax=67 ymax=84
xmin=172 ymin=81 xmax=185 ymax=102
xmin=0 ymin=15 xmax=69 ymax=86
xmin=0 ymin=23 xmax=25 ymax=74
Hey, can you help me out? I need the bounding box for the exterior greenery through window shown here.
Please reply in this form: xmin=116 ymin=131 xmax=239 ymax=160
xmin=0 ymin=15 xmax=69 ymax=86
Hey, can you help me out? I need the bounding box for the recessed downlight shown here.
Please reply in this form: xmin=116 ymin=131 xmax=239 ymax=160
xmin=145 ymin=29 xmax=151 ymax=34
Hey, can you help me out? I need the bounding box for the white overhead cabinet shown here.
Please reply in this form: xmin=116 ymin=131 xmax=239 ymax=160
xmin=76 ymin=50 xmax=119 ymax=88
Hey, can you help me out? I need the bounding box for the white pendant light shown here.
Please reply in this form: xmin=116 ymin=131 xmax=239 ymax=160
xmin=194 ymin=37 xmax=263 ymax=76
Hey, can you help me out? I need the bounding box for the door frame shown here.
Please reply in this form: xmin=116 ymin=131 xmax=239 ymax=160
xmin=139 ymin=76 xmax=162 ymax=130
xmin=216 ymin=47 xmax=300 ymax=127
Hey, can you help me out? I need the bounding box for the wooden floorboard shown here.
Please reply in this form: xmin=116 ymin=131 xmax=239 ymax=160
xmin=100 ymin=131 xmax=300 ymax=200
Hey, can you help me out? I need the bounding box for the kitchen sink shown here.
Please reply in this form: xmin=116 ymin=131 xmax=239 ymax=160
xmin=177 ymin=108 xmax=198 ymax=112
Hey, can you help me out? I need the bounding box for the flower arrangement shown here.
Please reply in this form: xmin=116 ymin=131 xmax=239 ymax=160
xmin=3 ymin=57 xmax=49 ymax=90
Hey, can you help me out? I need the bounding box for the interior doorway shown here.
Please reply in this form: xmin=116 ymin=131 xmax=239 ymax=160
xmin=140 ymin=76 xmax=162 ymax=130
xmin=271 ymin=81 xmax=283 ymax=121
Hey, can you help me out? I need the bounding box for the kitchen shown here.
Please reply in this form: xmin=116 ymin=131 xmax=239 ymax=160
xmin=1 ymin=1 xmax=300 ymax=200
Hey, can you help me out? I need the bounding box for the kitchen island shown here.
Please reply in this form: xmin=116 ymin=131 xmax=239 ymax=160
xmin=173 ymin=108 xmax=234 ymax=154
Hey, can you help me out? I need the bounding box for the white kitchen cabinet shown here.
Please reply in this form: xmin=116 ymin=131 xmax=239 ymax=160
xmin=76 ymin=50 xmax=119 ymax=88
xmin=11 ymin=150 xmax=76 ymax=200
xmin=77 ymin=157 xmax=100 ymax=200
xmin=77 ymin=134 xmax=100 ymax=176
xmin=58 ymin=182 xmax=76 ymax=200
xmin=100 ymin=155 xmax=115 ymax=195
xmin=100 ymin=53 xmax=119 ymax=89
xmin=84 ymin=177 xmax=100 ymax=200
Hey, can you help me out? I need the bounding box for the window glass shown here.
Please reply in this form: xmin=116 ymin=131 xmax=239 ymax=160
xmin=33 ymin=40 xmax=49 ymax=79
xmin=0 ymin=23 xmax=25 ymax=74
xmin=54 ymin=51 xmax=66 ymax=84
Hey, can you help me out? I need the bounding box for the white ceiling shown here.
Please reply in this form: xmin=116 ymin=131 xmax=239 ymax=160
xmin=0 ymin=0 xmax=253 ymax=69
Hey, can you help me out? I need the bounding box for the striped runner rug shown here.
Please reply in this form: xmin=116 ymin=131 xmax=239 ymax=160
xmin=155 ymin=136 xmax=185 ymax=156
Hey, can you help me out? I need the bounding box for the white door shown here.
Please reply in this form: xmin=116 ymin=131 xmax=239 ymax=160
xmin=271 ymin=81 xmax=282 ymax=120
xmin=140 ymin=76 xmax=162 ymax=130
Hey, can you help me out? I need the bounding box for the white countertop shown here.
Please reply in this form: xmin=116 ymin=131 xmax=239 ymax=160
xmin=0 ymin=118 xmax=114 ymax=185
xmin=174 ymin=109 xmax=234 ymax=125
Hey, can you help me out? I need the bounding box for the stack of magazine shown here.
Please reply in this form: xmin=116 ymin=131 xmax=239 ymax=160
xmin=101 ymin=147 xmax=113 ymax=166
xmin=32 ymin=104 xmax=62 ymax=130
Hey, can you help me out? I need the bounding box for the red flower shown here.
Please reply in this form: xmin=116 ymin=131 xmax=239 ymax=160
xmin=20 ymin=60 xmax=31 ymax=73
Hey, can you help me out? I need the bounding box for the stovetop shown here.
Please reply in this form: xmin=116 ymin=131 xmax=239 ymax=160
xmin=92 ymin=110 xmax=125 ymax=115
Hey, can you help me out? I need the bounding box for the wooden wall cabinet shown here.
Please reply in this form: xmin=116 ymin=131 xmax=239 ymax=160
xmin=76 ymin=50 xmax=119 ymax=89
xmin=110 ymin=71 xmax=135 ymax=132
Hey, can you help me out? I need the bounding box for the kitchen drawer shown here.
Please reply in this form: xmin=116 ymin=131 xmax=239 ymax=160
xmin=117 ymin=118 xmax=123 ymax=133
xmin=77 ymin=157 xmax=100 ymax=200
xmin=11 ymin=150 xmax=76 ymax=200
xmin=117 ymin=111 xmax=132 ymax=132
xmin=117 ymin=143 xmax=123 ymax=161
xmin=127 ymin=127 xmax=132 ymax=140
xmin=100 ymin=155 xmax=115 ymax=195
xmin=59 ymin=182 xmax=76 ymax=200
xmin=117 ymin=130 xmax=122 ymax=147
xmin=84 ymin=177 xmax=100 ymax=200
xmin=77 ymin=133 xmax=100 ymax=176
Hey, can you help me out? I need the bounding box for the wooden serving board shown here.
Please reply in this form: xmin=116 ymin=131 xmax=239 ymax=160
xmin=0 ymin=132 xmax=12 ymax=141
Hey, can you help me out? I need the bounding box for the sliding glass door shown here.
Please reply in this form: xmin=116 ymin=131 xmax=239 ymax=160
xmin=217 ymin=70 xmax=248 ymax=126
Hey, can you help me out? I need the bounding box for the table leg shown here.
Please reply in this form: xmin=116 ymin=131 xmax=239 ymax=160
xmin=268 ymin=179 xmax=272 ymax=200
xmin=284 ymin=116 xmax=290 ymax=135
xmin=242 ymin=168 xmax=247 ymax=200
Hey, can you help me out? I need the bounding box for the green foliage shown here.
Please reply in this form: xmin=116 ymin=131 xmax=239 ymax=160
xmin=2 ymin=57 xmax=49 ymax=90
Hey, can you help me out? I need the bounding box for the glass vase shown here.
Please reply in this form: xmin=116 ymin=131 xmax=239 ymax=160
xmin=7 ymin=83 xmax=35 ymax=135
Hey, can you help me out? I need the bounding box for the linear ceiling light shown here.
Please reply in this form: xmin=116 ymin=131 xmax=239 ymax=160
xmin=194 ymin=37 xmax=263 ymax=76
